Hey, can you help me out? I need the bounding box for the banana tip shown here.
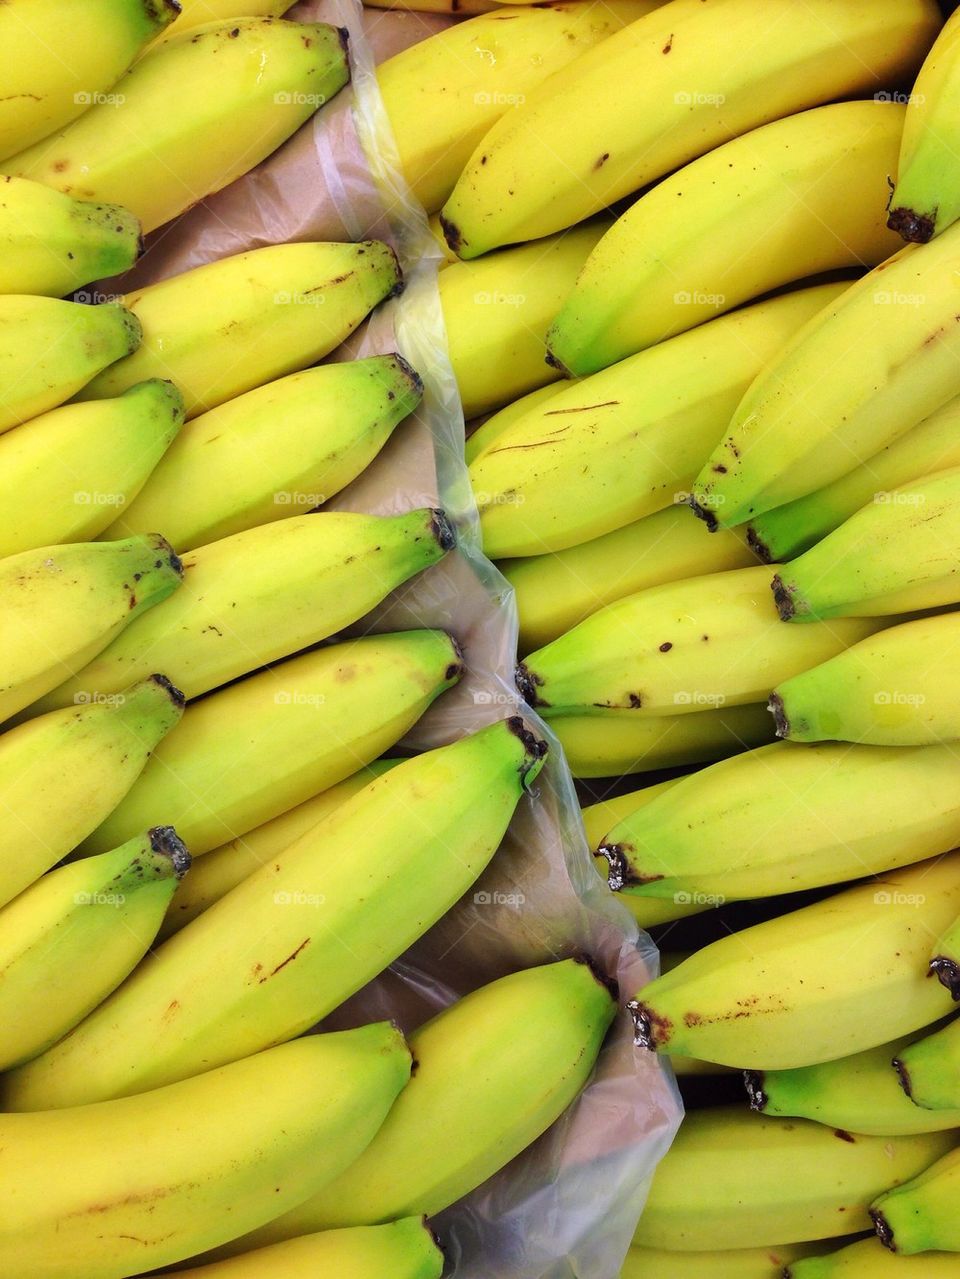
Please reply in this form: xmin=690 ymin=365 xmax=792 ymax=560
xmin=336 ymin=25 xmax=351 ymax=54
xmin=505 ymin=714 xmax=548 ymax=787
xmin=544 ymin=348 xmax=572 ymax=378
xmin=597 ymin=842 xmax=631 ymax=892
xmin=887 ymin=206 xmax=934 ymax=244
xmin=870 ymin=1206 xmax=896 ymax=1251
xmin=393 ymin=352 xmax=424 ymax=400
xmin=767 ymin=692 xmax=788 ymax=738
xmin=745 ymin=524 xmax=774 ymax=563
xmin=148 ymin=672 xmax=186 ymax=710
xmin=743 ymin=1069 xmax=767 ymax=1111
xmin=515 ymin=661 xmax=546 ymax=708
xmin=429 ymin=509 xmax=457 ymax=553
xmin=929 ymin=955 xmax=960 ymax=1000
xmin=891 ymin=1055 xmax=913 ymax=1099
xmin=148 ymin=826 xmax=192 ymax=879
xmin=686 ymin=494 xmax=718 ymax=532
xmin=626 ymin=998 xmax=669 ymax=1052
xmin=771 ymin=573 xmax=796 ymax=621
xmin=574 ymin=951 xmax=620 ymax=1003
xmin=438 ymin=212 xmax=463 ymax=256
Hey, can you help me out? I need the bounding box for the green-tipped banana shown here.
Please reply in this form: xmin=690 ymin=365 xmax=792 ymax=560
xmin=103 ymin=354 xmax=422 ymax=551
xmin=894 ymin=1019 xmax=960 ymax=1111
xmin=0 ymin=297 xmax=140 ymax=434
xmin=4 ymin=718 xmax=545 ymax=1108
xmin=31 ymin=509 xmax=455 ymax=711
xmin=930 ymin=911 xmax=960 ymax=1001
xmin=76 ymin=241 xmax=401 ymax=418
xmin=631 ymin=854 xmax=960 ymax=1069
xmin=470 ymin=283 xmax=844 ymax=558
xmin=598 ymin=741 xmax=960 ymax=903
xmin=4 ymin=19 xmax=350 ymax=233
xmin=0 ymin=534 xmax=183 ymax=722
xmin=78 ymin=629 xmax=462 ymax=856
xmin=623 ymin=1242 xmax=827 ymax=1278
xmin=0 ymin=1027 xmax=411 ymax=1277
xmin=871 ymin=1148 xmax=960 ymax=1254
xmin=746 ymin=1032 xmax=960 ymax=1135
xmin=0 ymin=826 xmax=190 ymax=1070
xmin=0 ymin=381 xmax=184 ymax=558
xmin=633 ymin=1105 xmax=953 ymax=1252
xmin=0 ymin=675 xmax=183 ymax=907
xmin=772 ymin=465 xmax=960 ymax=621
xmin=788 ymin=1237 xmax=960 ymax=1277
xmin=517 ymin=565 xmax=880 ymax=718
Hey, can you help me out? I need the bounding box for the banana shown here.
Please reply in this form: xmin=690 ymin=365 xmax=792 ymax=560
xmin=746 ymin=1033 xmax=960 ymax=1136
xmin=597 ymin=740 xmax=960 ymax=903
xmin=894 ymin=1019 xmax=960 ymax=1112
xmin=0 ymin=0 xmax=178 ymax=161
xmin=159 ymin=761 xmax=401 ymax=939
xmin=0 ymin=297 xmax=140 ymax=433
xmin=4 ymin=19 xmax=350 ymax=234
xmin=78 ymin=629 xmax=462 ymax=856
xmin=0 ymin=381 xmax=184 ymax=558
xmin=623 ymin=1242 xmax=826 ymax=1279
xmin=159 ymin=0 xmax=289 ymax=39
xmin=381 ymin=2 xmax=661 ymax=213
xmin=0 ymin=826 xmax=190 ymax=1070
xmin=505 ymin=504 xmax=756 ymax=655
xmin=693 ymin=224 xmax=960 ymax=529
xmin=871 ymin=1148 xmax=960 ymax=1255
xmin=442 ymin=220 xmax=609 ymax=418
xmin=553 ymin=701 xmax=775 ymax=779
xmin=440 ymin=0 xmax=938 ymax=258
xmin=215 ymin=957 xmax=614 ymax=1251
xmin=889 ymin=9 xmax=960 ymax=243
xmin=31 ymin=509 xmax=456 ymax=711
xmin=171 ymin=1220 xmax=444 ymax=1279
xmin=0 ymin=534 xmax=182 ymax=722
xmin=4 ymin=717 xmax=546 ymax=1108
xmin=747 ymin=396 xmax=960 ymax=564
xmin=76 ymin=240 xmax=401 ymax=417
xmin=548 ymin=101 xmax=905 ymax=376
xmin=469 ymin=282 xmax=845 ymax=558
xmin=630 ymin=854 xmax=960 ymax=1069
xmin=772 ymin=465 xmax=960 ymax=622
xmin=632 ymin=1104 xmax=953 ymax=1252
xmin=366 ymin=0 xmax=499 ymax=10
xmin=465 ymin=382 xmax=566 ymax=467
xmin=772 ymin=614 xmax=960 ymax=746
xmin=517 ymin=565 xmax=880 ymax=718
xmin=0 ymin=176 xmax=141 ymax=296
xmin=0 ymin=675 xmax=183 ymax=907
xmin=102 ymin=354 xmax=422 ymax=550
xmin=930 ymin=910 xmax=960 ymax=999
xmin=788 ymin=1237 xmax=960 ymax=1277
xmin=0 ymin=1026 xmax=412 ymax=1278
xmin=581 ymin=777 xmax=679 ymax=849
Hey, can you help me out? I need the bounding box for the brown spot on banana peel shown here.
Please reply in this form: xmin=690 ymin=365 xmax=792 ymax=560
xmin=743 ymin=1070 xmax=767 ymax=1111
xmin=771 ymin=573 xmax=796 ymax=620
xmin=544 ymin=349 xmax=572 ymax=376
xmin=628 ymin=999 xmax=671 ymax=1051
xmin=505 ymin=714 xmax=548 ymax=789
xmin=746 ymin=523 xmax=774 ymax=563
xmin=929 ymin=955 xmax=960 ymax=999
xmin=888 ymin=206 xmax=935 ymax=244
xmin=596 ymin=841 xmax=648 ymax=893
xmin=515 ymin=661 xmax=546 ymax=708
xmin=392 ymin=352 xmax=424 ymax=400
xmin=429 ymin=509 xmax=457 ymax=553
xmin=892 ymin=1055 xmax=914 ymax=1099
xmin=439 ymin=213 xmax=463 ymax=255
xmin=686 ymin=493 xmax=719 ymax=532
xmin=147 ymin=826 xmax=192 ymax=879
xmin=443 ymin=632 xmax=466 ymax=684
xmin=834 ymin=1129 xmax=856 ymax=1144
xmin=768 ymin=692 xmax=789 ymax=738
xmin=870 ymin=1207 xmax=897 ymax=1252
xmin=258 ymin=938 xmax=311 ymax=983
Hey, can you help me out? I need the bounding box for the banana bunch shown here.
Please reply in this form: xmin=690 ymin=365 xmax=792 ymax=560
xmin=872 ymin=1148 xmax=960 ymax=1254
xmin=790 ymin=1238 xmax=960 ymax=1277
xmin=895 ymin=1018 xmax=960 ymax=1111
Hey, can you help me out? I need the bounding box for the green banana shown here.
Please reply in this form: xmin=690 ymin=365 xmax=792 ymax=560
xmin=102 ymin=354 xmax=422 ymax=551
xmin=3 ymin=718 xmax=545 ymax=1108
xmin=78 ymin=629 xmax=462 ymax=856
xmin=0 ymin=534 xmax=182 ymax=722
xmin=894 ymin=1018 xmax=960 ymax=1112
xmin=623 ymin=1242 xmax=827 ymax=1279
xmin=871 ymin=1148 xmax=960 ymax=1254
xmin=788 ymin=1237 xmax=960 ymax=1277
xmin=465 ymin=382 xmax=567 ymax=467
xmin=0 ymin=826 xmax=190 ymax=1070
xmin=0 ymin=380 xmax=184 ymax=558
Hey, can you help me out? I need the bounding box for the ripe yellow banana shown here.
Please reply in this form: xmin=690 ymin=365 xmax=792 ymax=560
xmin=4 ymin=19 xmax=350 ymax=234
xmin=0 ymin=380 xmax=184 ymax=558
xmin=0 ymin=826 xmax=189 ymax=1070
xmin=440 ymin=0 xmax=938 ymax=257
xmin=894 ymin=1018 xmax=960 ymax=1111
xmin=633 ymin=1105 xmax=953 ymax=1252
xmin=0 ymin=0 xmax=178 ymax=161
xmin=5 ymin=718 xmax=546 ymax=1108
xmin=0 ymin=1027 xmax=412 ymax=1277
xmin=505 ymin=504 xmax=756 ymax=655
xmin=442 ymin=220 xmax=609 ymax=418
xmin=694 ymin=224 xmax=960 ymax=528
xmin=470 ymin=282 xmax=844 ymax=558
xmin=380 ymin=2 xmax=660 ymax=213
xmin=517 ymin=565 xmax=880 ymax=718
xmin=76 ymin=240 xmax=401 ymax=417
xmin=631 ymin=854 xmax=960 ymax=1069
xmin=0 ymin=675 xmax=183 ymax=907
xmin=773 ymin=465 xmax=960 ymax=622
xmin=158 ymin=0 xmax=289 ymax=39
xmin=598 ymin=740 xmax=960 ymax=903
xmin=623 ymin=1242 xmax=825 ymax=1279
xmin=0 ymin=534 xmax=182 ymax=722
xmin=465 ymin=382 xmax=566 ymax=466
xmin=367 ymin=0 xmax=498 ymax=10
xmin=788 ymin=1237 xmax=960 ymax=1278
xmin=548 ymin=100 xmax=905 ymax=375
xmin=0 ymin=297 xmax=140 ymax=434
xmin=871 ymin=1147 xmax=960 ymax=1255
xmin=32 ymin=508 xmax=455 ymax=711
xmin=78 ymin=628 xmax=462 ymax=856
xmin=103 ymin=353 xmax=422 ymax=550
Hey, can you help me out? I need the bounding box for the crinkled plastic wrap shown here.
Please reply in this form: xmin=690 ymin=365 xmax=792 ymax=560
xmin=114 ymin=5 xmax=682 ymax=1275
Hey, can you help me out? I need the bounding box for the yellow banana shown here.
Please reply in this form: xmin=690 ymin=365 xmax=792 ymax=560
xmin=894 ymin=1018 xmax=960 ymax=1112
xmin=442 ymin=220 xmax=609 ymax=418
xmin=0 ymin=1027 xmax=412 ymax=1277
xmin=440 ymin=0 xmax=938 ymax=257
xmin=5 ymin=718 xmax=546 ymax=1108
xmin=872 ymin=1148 xmax=960 ymax=1255
xmin=548 ymin=100 xmax=905 ymax=375
xmin=76 ymin=240 xmax=401 ymax=417
xmin=0 ymin=675 xmax=183 ymax=907
xmin=0 ymin=826 xmax=190 ymax=1070
xmin=469 ymin=282 xmax=845 ymax=558
xmin=4 ymin=18 xmax=350 ymax=233
xmin=159 ymin=0 xmax=289 ymax=39
xmin=0 ymin=380 xmax=184 ymax=558
xmin=788 ymin=1237 xmax=960 ymax=1277
xmin=78 ymin=629 xmax=462 ymax=856
xmin=0 ymin=534 xmax=182 ymax=722
xmin=464 ymin=382 xmax=566 ymax=467
xmin=366 ymin=0 xmax=499 ymax=10
xmin=103 ymin=353 xmax=422 ymax=550
xmin=623 ymin=1242 xmax=826 ymax=1279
